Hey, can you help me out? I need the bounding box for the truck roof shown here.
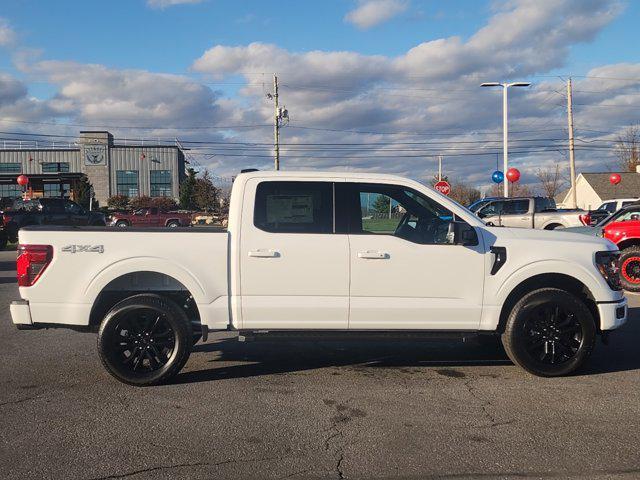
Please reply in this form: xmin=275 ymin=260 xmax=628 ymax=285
xmin=237 ymin=170 xmax=418 ymax=183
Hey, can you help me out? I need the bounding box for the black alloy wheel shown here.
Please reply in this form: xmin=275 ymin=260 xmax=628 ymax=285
xmin=98 ymin=294 xmax=192 ymax=386
xmin=502 ymin=288 xmax=596 ymax=377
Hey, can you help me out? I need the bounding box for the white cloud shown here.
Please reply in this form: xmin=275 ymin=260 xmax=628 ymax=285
xmin=345 ymin=0 xmax=408 ymax=29
xmin=0 ymin=18 xmax=16 ymax=46
xmin=146 ymin=0 xmax=204 ymax=9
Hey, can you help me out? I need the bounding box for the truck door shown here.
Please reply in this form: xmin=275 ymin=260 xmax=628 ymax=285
xmin=239 ymin=179 xmax=349 ymax=329
xmin=338 ymin=182 xmax=485 ymax=330
xmin=498 ymin=199 xmax=532 ymax=228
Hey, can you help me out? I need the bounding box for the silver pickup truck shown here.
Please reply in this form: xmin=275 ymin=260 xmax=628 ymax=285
xmin=470 ymin=196 xmax=589 ymax=230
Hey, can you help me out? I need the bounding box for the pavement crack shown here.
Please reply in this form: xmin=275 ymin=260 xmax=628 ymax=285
xmin=0 ymin=395 xmax=40 ymax=407
xmin=463 ymin=378 xmax=511 ymax=429
xmin=87 ymin=461 xmax=210 ymax=480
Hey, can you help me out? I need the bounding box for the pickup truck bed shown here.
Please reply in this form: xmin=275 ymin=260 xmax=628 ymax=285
xmin=14 ymin=226 xmax=231 ymax=331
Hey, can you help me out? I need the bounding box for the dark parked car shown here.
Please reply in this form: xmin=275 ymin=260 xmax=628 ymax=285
xmin=0 ymin=198 xmax=106 ymax=248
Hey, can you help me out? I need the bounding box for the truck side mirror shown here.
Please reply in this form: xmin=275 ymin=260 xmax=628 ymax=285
xmin=448 ymin=220 xmax=478 ymax=246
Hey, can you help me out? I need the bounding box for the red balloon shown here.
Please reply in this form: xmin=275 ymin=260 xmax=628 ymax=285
xmin=16 ymin=175 xmax=29 ymax=186
xmin=610 ymin=173 xmax=621 ymax=185
xmin=506 ymin=168 xmax=521 ymax=183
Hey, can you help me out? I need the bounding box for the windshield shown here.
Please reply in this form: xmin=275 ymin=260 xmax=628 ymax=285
xmin=600 ymin=206 xmax=640 ymax=227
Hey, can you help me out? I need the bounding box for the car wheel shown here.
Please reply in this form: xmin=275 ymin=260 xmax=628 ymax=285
xmin=97 ymin=294 xmax=193 ymax=386
xmin=619 ymin=246 xmax=640 ymax=292
xmin=501 ymin=287 xmax=596 ymax=377
xmin=115 ymin=220 xmax=129 ymax=228
xmin=166 ymin=221 xmax=180 ymax=228
xmin=545 ymin=223 xmax=564 ymax=230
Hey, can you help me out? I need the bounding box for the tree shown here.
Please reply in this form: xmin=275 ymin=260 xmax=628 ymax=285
xmin=614 ymin=125 xmax=640 ymax=172
xmin=151 ymin=197 xmax=178 ymax=211
xmin=107 ymin=195 xmax=129 ymax=210
xmin=179 ymin=168 xmax=198 ymax=210
xmin=130 ymin=195 xmax=153 ymax=210
xmin=194 ymin=169 xmax=219 ymax=211
xmin=535 ymin=163 xmax=566 ymax=198
xmin=75 ymin=175 xmax=97 ymax=209
xmin=372 ymin=194 xmax=390 ymax=215
xmin=448 ymin=180 xmax=481 ymax=206
xmin=488 ymin=181 xmax=533 ymax=198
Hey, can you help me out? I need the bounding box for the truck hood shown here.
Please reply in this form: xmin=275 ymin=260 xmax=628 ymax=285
xmin=483 ymin=226 xmax=616 ymax=250
xmin=563 ymin=226 xmax=599 ymax=236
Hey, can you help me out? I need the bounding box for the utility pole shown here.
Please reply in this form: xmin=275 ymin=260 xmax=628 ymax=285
xmin=273 ymin=74 xmax=280 ymax=171
xmin=438 ymin=155 xmax=443 ymax=181
xmin=567 ymin=77 xmax=577 ymax=209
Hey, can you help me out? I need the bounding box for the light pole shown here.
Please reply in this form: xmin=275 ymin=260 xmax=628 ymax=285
xmin=481 ymin=81 xmax=531 ymax=197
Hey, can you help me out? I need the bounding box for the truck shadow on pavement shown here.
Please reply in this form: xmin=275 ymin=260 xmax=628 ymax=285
xmin=175 ymin=304 xmax=640 ymax=384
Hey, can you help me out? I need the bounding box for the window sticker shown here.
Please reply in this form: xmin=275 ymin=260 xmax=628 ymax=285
xmin=266 ymin=194 xmax=314 ymax=223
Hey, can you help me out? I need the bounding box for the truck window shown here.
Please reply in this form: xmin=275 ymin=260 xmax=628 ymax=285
xmin=63 ymin=200 xmax=83 ymax=215
xmin=337 ymin=183 xmax=455 ymax=245
xmin=505 ymin=199 xmax=529 ymax=215
xmin=534 ymin=197 xmax=556 ymax=212
xmin=477 ymin=200 xmax=504 ymax=218
xmin=254 ymin=181 xmax=333 ymax=234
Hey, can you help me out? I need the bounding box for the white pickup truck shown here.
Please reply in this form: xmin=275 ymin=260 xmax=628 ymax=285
xmin=10 ymin=171 xmax=627 ymax=385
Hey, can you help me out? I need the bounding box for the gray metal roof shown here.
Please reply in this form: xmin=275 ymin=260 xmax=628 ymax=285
xmin=582 ymin=172 xmax=640 ymax=200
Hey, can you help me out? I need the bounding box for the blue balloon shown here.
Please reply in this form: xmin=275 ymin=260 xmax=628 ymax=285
xmin=492 ymin=170 xmax=504 ymax=183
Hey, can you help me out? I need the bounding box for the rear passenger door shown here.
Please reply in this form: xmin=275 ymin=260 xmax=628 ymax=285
xmin=239 ymin=179 xmax=350 ymax=329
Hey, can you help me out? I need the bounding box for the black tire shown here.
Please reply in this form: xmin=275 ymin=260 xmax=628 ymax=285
xmin=619 ymin=246 xmax=640 ymax=292
xmin=501 ymin=288 xmax=596 ymax=377
xmin=115 ymin=220 xmax=129 ymax=228
xmin=97 ymin=294 xmax=193 ymax=386
xmin=166 ymin=220 xmax=180 ymax=228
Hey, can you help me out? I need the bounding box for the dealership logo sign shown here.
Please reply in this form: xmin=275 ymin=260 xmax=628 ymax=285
xmin=84 ymin=145 xmax=107 ymax=166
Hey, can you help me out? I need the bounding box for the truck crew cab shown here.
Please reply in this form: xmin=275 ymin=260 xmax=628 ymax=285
xmin=10 ymin=171 xmax=627 ymax=385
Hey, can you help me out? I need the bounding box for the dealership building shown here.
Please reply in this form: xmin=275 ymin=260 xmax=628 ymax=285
xmin=0 ymin=131 xmax=186 ymax=205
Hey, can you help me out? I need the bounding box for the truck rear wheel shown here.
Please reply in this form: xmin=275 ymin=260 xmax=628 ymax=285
xmin=619 ymin=246 xmax=640 ymax=292
xmin=97 ymin=294 xmax=193 ymax=386
xmin=501 ymin=288 xmax=596 ymax=377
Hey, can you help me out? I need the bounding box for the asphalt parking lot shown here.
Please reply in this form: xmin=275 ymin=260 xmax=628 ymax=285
xmin=0 ymin=249 xmax=639 ymax=480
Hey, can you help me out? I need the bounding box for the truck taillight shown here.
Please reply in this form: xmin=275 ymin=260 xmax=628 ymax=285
xmin=17 ymin=244 xmax=53 ymax=287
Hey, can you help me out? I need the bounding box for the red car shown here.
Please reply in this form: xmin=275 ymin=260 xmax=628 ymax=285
xmin=109 ymin=207 xmax=192 ymax=228
xmin=603 ymin=213 xmax=640 ymax=291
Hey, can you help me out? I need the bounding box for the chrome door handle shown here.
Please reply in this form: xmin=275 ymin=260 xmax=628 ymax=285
xmin=357 ymin=251 xmax=388 ymax=259
xmin=248 ymin=249 xmax=279 ymax=258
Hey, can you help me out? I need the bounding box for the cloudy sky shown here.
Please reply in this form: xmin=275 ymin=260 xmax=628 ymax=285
xmin=0 ymin=0 xmax=639 ymax=191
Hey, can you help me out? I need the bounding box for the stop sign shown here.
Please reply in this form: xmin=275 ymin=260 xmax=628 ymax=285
xmin=434 ymin=180 xmax=451 ymax=196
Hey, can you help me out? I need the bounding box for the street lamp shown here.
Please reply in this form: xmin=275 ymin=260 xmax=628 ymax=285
xmin=481 ymin=81 xmax=531 ymax=197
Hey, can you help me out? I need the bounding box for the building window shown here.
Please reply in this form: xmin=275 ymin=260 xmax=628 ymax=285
xmin=116 ymin=170 xmax=139 ymax=196
xmin=42 ymin=162 xmax=70 ymax=173
xmin=0 ymin=184 xmax=22 ymax=198
xmin=150 ymin=170 xmax=172 ymax=197
xmin=0 ymin=163 xmax=21 ymax=173
xmin=43 ymin=183 xmax=70 ymax=198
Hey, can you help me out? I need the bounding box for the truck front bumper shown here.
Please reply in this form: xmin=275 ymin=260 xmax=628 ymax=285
xmin=10 ymin=300 xmax=34 ymax=329
xmin=598 ymin=296 xmax=627 ymax=330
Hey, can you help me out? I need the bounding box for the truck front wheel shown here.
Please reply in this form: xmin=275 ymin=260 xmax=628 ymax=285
xmin=501 ymin=288 xmax=596 ymax=377
xmin=97 ymin=294 xmax=193 ymax=386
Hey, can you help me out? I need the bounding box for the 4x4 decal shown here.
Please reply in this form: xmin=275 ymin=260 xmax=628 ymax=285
xmin=61 ymin=245 xmax=104 ymax=254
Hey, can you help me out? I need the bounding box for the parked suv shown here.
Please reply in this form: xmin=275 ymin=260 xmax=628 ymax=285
xmin=108 ymin=207 xmax=192 ymax=228
xmin=0 ymin=198 xmax=106 ymax=249
xmin=602 ymin=212 xmax=640 ymax=291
